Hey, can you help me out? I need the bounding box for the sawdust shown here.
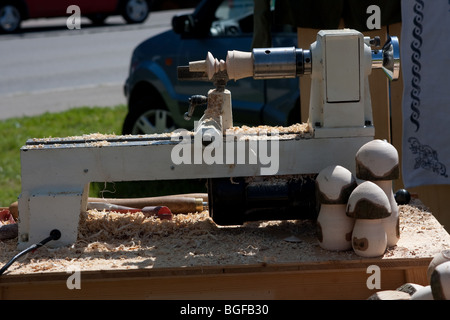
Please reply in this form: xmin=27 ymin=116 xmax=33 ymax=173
xmin=0 ymin=199 xmax=449 ymax=275
xmin=31 ymin=133 xmax=118 ymax=143
xmin=85 ymin=140 xmax=111 ymax=147
xmin=226 ymin=123 xmax=312 ymax=138
xmin=25 ymin=124 xmax=312 ymax=149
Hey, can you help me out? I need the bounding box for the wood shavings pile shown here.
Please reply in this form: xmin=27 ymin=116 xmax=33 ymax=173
xmin=226 ymin=123 xmax=312 ymax=139
xmin=27 ymin=124 xmax=311 ymax=149
xmin=0 ymin=199 xmax=449 ymax=275
xmin=85 ymin=140 xmax=111 ymax=147
xmin=31 ymin=133 xmax=118 ymax=143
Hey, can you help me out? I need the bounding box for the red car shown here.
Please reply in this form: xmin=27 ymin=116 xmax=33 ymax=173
xmin=0 ymin=0 xmax=153 ymax=33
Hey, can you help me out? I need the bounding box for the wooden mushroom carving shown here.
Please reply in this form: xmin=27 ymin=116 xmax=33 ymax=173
xmin=427 ymin=249 xmax=450 ymax=283
xmin=316 ymin=165 xmax=357 ymax=251
xmin=316 ymin=165 xmax=356 ymax=251
xmin=410 ymin=285 xmax=434 ymax=300
xmin=346 ymin=181 xmax=391 ymax=257
xmin=356 ymin=139 xmax=400 ymax=247
xmin=430 ymin=261 xmax=450 ymax=300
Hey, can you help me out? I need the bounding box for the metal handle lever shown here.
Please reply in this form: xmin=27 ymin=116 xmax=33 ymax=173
xmin=371 ymin=35 xmax=400 ymax=81
xmin=184 ymin=95 xmax=208 ymax=120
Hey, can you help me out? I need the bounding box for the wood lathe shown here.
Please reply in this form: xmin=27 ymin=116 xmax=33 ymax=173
xmin=16 ymin=29 xmax=400 ymax=249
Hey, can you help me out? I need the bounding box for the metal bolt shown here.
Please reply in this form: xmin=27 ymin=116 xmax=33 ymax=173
xmin=369 ymin=36 xmax=381 ymax=47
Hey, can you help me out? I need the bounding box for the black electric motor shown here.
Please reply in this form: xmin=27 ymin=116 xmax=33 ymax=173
xmin=207 ymin=175 xmax=318 ymax=225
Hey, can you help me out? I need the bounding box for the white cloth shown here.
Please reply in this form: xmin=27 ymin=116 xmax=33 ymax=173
xmin=401 ymin=0 xmax=450 ymax=188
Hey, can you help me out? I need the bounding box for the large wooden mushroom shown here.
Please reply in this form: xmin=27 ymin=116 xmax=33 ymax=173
xmin=427 ymin=249 xmax=450 ymax=283
xmin=316 ymin=165 xmax=357 ymax=251
xmin=430 ymin=261 xmax=450 ymax=300
xmin=355 ymin=139 xmax=400 ymax=247
xmin=346 ymin=181 xmax=391 ymax=257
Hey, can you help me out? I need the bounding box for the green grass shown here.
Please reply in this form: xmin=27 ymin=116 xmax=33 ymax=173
xmin=0 ymin=105 xmax=206 ymax=207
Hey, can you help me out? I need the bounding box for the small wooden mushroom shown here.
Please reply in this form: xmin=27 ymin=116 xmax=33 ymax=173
xmin=315 ymin=165 xmax=357 ymax=251
xmin=427 ymin=249 xmax=450 ymax=283
xmin=396 ymin=283 xmax=425 ymax=296
xmin=355 ymin=139 xmax=400 ymax=247
xmin=430 ymin=261 xmax=450 ymax=300
xmin=346 ymin=181 xmax=391 ymax=257
xmin=367 ymin=290 xmax=411 ymax=300
xmin=410 ymin=285 xmax=434 ymax=300
xmin=368 ymin=283 xmax=428 ymax=300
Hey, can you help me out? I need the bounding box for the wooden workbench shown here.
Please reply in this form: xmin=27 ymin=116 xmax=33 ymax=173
xmin=0 ymin=258 xmax=432 ymax=300
xmin=0 ymin=199 xmax=449 ymax=300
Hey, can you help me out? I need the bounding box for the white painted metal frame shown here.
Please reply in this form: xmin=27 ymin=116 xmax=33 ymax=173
xmin=17 ymin=134 xmax=372 ymax=248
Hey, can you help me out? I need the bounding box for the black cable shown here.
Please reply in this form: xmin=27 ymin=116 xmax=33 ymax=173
xmin=0 ymin=229 xmax=61 ymax=276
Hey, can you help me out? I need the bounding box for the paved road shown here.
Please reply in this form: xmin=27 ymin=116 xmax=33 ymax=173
xmin=0 ymin=9 xmax=192 ymax=119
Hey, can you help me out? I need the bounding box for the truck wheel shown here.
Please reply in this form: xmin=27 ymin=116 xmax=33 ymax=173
xmin=123 ymin=94 xmax=176 ymax=134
